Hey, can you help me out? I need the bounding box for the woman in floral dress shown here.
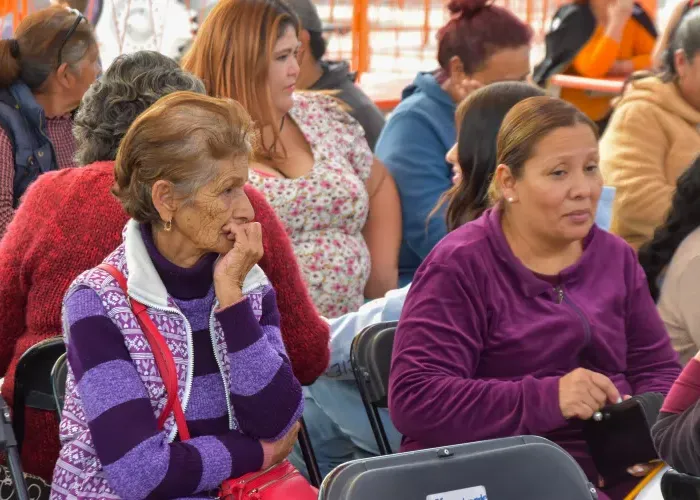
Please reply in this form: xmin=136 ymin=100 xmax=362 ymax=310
xmin=183 ymin=0 xmax=401 ymax=317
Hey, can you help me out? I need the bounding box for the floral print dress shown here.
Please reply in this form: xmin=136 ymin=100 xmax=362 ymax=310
xmin=249 ymin=92 xmax=373 ymax=318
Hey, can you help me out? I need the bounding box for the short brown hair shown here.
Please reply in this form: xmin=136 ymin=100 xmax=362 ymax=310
xmin=489 ymin=96 xmax=598 ymax=203
xmin=181 ymin=0 xmax=299 ymax=160
xmin=0 ymin=6 xmax=96 ymax=90
xmin=113 ymin=91 xmax=255 ymax=224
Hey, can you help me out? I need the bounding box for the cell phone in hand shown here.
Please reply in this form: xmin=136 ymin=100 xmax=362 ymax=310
xmin=582 ymin=393 xmax=663 ymax=487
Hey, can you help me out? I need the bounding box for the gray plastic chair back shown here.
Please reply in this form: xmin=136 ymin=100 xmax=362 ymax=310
xmin=319 ymin=436 xmax=598 ymax=500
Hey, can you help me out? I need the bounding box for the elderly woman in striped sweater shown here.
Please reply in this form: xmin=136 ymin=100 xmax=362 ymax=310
xmin=50 ymin=91 xmax=303 ymax=499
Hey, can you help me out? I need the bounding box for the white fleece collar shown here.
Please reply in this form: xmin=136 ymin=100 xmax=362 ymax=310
xmin=123 ymin=219 xmax=269 ymax=308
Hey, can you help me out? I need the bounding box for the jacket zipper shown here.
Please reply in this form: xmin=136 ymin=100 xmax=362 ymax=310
xmin=209 ymin=301 xmax=235 ymax=430
xmin=14 ymin=96 xmax=58 ymax=173
xmin=554 ymin=285 xmax=591 ymax=349
xmin=128 ymin=290 xmax=195 ymax=444
xmin=554 ymin=286 xmax=564 ymax=304
xmin=41 ymin=132 xmax=58 ymax=164
xmin=38 ymin=113 xmax=59 ymax=172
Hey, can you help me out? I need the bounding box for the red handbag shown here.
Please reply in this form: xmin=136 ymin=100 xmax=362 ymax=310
xmin=98 ymin=264 xmax=318 ymax=500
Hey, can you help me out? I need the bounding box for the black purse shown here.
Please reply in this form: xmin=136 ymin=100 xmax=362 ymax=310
xmin=582 ymin=392 xmax=664 ymax=486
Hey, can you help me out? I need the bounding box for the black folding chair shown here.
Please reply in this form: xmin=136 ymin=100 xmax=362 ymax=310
xmin=12 ymin=337 xmax=66 ymax=453
xmin=0 ymin=395 xmax=29 ymax=500
xmin=298 ymin=418 xmax=322 ymax=487
xmin=350 ymin=321 xmax=398 ymax=455
xmin=50 ymin=352 xmax=323 ymax=488
xmin=662 ymin=468 xmax=700 ymax=499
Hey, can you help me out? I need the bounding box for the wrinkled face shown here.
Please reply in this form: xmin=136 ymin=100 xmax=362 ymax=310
xmin=172 ymin=155 xmax=255 ymax=255
xmin=64 ymin=43 xmax=101 ymax=111
xmin=503 ymin=123 xmax=603 ymax=244
xmin=472 ymin=45 xmax=531 ymax=84
xmin=267 ymin=25 xmax=302 ymax=116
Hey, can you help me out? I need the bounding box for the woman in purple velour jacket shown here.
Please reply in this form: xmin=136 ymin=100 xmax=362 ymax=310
xmin=389 ymin=96 xmax=681 ymax=500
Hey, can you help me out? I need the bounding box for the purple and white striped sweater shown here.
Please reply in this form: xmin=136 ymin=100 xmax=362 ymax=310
xmin=50 ymin=221 xmax=304 ymax=500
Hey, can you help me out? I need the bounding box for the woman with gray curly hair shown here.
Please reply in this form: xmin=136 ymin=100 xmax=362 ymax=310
xmin=0 ymin=49 xmax=330 ymax=493
xmin=71 ymin=52 xmax=201 ymax=166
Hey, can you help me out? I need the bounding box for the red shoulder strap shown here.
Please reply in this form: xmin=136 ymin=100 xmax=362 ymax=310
xmin=98 ymin=263 xmax=191 ymax=440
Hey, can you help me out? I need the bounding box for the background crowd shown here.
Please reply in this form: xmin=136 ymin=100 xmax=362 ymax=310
xmin=0 ymin=0 xmax=700 ymax=498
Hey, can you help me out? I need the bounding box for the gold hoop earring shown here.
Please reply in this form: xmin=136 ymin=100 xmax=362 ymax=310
xmin=164 ymin=219 xmax=172 ymax=232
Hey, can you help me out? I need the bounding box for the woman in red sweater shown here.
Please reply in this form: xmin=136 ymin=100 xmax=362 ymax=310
xmin=0 ymin=7 xmax=100 ymax=239
xmin=0 ymin=51 xmax=329 ymax=484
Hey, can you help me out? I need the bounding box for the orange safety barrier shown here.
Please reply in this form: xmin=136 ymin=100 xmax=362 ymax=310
xmin=0 ymin=0 xmax=30 ymax=36
xmin=323 ymin=0 xmax=563 ymax=78
xmin=0 ymin=0 xmax=101 ymax=36
xmin=334 ymin=0 xmax=657 ymax=77
xmin=358 ymin=73 xmax=413 ymax=111
xmin=0 ymin=0 xmax=38 ymax=36
xmin=319 ymin=0 xmax=657 ymax=110
xmin=548 ymin=74 xmax=625 ymax=95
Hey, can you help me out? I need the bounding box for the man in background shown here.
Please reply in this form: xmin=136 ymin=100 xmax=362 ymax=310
xmin=288 ymin=0 xmax=386 ymax=150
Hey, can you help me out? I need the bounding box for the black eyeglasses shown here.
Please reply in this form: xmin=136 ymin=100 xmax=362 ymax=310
xmin=57 ymin=8 xmax=87 ymax=66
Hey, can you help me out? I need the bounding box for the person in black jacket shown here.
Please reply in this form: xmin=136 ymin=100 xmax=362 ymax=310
xmin=286 ymin=0 xmax=386 ymax=151
xmin=533 ymin=0 xmax=656 ymax=125
xmin=534 ymin=0 xmax=657 ymax=86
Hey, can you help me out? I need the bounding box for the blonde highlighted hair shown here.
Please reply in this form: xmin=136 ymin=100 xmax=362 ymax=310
xmin=488 ymin=96 xmax=598 ymax=204
xmin=181 ymin=0 xmax=299 ymax=160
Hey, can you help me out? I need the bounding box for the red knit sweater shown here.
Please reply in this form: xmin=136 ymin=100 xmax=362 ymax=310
xmin=0 ymin=161 xmax=329 ymax=480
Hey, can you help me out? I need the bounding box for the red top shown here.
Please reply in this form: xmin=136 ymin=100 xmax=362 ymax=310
xmin=0 ymin=161 xmax=329 ymax=480
xmin=661 ymin=358 xmax=700 ymax=415
xmin=653 ymin=359 xmax=700 ymax=475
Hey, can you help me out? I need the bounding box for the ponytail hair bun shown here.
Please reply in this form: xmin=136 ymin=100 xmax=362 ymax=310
xmin=437 ymin=0 xmax=532 ymax=75
xmin=0 ymin=39 xmax=21 ymax=89
xmin=446 ymin=0 xmax=492 ymax=18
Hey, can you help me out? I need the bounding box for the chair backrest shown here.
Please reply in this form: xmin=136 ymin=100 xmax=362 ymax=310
xmin=51 ymin=353 xmax=67 ymax=421
xmin=319 ymin=436 xmax=598 ymax=500
xmin=350 ymin=321 xmax=397 ymax=408
xmin=298 ymin=418 xmax=322 ymax=488
xmin=661 ymin=469 xmax=700 ymax=499
xmin=13 ymin=337 xmax=66 ymax=452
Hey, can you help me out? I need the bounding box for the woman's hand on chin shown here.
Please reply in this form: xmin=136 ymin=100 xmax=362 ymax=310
xmin=214 ymin=222 xmax=264 ymax=308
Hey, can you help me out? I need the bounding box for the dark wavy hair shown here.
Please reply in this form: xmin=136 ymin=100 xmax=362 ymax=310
xmin=73 ymin=51 xmax=205 ymax=166
xmin=431 ymin=81 xmax=545 ymax=231
xmin=639 ymin=156 xmax=700 ymax=300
